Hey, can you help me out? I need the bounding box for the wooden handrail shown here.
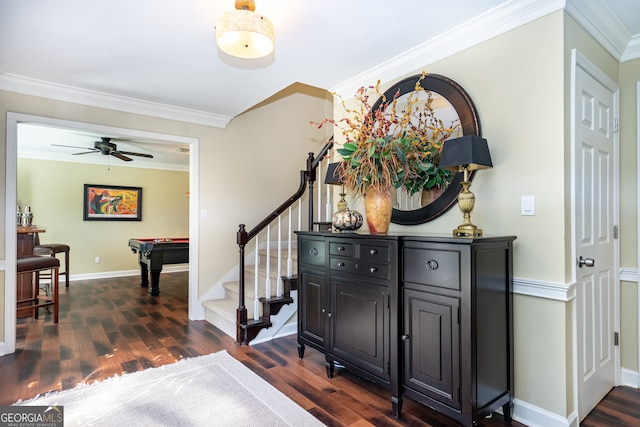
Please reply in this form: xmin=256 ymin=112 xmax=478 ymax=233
xmin=235 ymin=137 xmax=334 ymax=344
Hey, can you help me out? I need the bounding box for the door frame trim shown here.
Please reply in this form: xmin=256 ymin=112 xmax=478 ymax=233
xmin=637 ymin=80 xmax=640 ymax=388
xmin=570 ymin=48 xmax=621 ymax=420
xmin=2 ymin=113 xmax=201 ymax=355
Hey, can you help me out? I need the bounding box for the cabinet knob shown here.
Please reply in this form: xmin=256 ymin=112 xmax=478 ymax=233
xmin=337 ymin=262 xmax=345 ymax=267
xmin=369 ymin=249 xmax=378 ymax=255
xmin=321 ymin=308 xmax=326 ymax=313
xmin=338 ymin=246 xmax=345 ymax=251
xmin=369 ymin=267 xmax=378 ymax=273
xmin=328 ymin=312 xmax=334 ymax=317
xmin=309 ymin=248 xmax=318 ymax=256
xmin=401 ymin=334 xmax=410 ymax=341
xmin=425 ymin=260 xmax=439 ymax=270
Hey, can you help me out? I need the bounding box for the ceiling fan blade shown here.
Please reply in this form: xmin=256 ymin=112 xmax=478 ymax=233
xmin=72 ymin=151 xmax=100 ymax=155
xmin=119 ymin=150 xmax=154 ymax=159
xmin=53 ymin=144 xmax=98 ymax=151
xmin=110 ymin=151 xmax=133 ymax=162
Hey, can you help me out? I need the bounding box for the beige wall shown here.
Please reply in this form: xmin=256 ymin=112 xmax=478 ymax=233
xmin=619 ymin=56 xmax=640 ymax=371
xmin=17 ymin=158 xmax=189 ymax=274
xmin=354 ymin=13 xmax=568 ymax=281
xmin=619 ymin=58 xmax=640 ymax=267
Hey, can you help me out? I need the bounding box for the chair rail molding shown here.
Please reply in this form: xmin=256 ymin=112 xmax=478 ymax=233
xmin=513 ymin=277 xmax=576 ymax=301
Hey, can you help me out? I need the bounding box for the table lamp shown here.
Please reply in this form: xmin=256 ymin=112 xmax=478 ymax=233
xmin=325 ymin=162 xmax=363 ymax=232
xmin=438 ymin=135 xmax=493 ymax=237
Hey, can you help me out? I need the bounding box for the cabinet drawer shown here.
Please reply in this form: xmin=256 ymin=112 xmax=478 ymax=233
xmin=330 ymin=257 xmax=390 ymax=280
xmin=330 ymin=242 xmax=354 ymax=257
xmin=403 ymin=247 xmax=460 ymax=290
xmin=361 ymin=244 xmax=391 ymax=263
xmin=300 ymin=239 xmax=326 ymax=266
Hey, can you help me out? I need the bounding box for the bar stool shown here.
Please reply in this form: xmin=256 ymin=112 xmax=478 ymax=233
xmin=33 ymin=234 xmax=70 ymax=288
xmin=16 ymin=256 xmax=60 ymax=323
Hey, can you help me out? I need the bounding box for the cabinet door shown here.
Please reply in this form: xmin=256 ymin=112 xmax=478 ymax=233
xmin=299 ymin=270 xmax=327 ymax=349
xmin=403 ymin=288 xmax=460 ymax=410
xmin=329 ymin=278 xmax=389 ymax=381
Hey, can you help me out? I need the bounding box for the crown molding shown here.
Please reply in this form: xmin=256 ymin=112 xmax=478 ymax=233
xmin=332 ymin=0 xmax=638 ymax=98
xmin=331 ymin=0 xmax=565 ymax=97
xmin=622 ymin=34 xmax=640 ymax=62
xmin=0 ymin=73 xmax=232 ymax=128
xmin=565 ymin=0 xmax=635 ymax=62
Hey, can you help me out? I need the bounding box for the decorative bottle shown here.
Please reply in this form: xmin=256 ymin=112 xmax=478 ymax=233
xmin=21 ymin=206 xmax=33 ymax=227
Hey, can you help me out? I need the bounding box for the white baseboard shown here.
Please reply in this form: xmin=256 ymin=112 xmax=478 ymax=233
xmin=621 ymin=367 xmax=639 ymax=387
xmin=67 ymin=264 xmax=188 ymax=282
xmin=513 ymin=398 xmax=578 ymax=427
xmin=251 ymin=322 xmax=297 ymax=346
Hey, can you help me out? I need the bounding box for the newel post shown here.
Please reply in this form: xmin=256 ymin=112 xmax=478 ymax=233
xmin=236 ymin=224 xmax=248 ymax=345
xmin=306 ymin=152 xmax=316 ymax=231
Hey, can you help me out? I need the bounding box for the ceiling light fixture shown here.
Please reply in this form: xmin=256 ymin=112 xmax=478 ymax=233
xmin=215 ymin=0 xmax=274 ymax=59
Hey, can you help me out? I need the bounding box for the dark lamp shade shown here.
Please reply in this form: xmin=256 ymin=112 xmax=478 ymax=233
xmin=325 ymin=162 xmax=343 ymax=185
xmin=438 ymin=135 xmax=493 ymax=171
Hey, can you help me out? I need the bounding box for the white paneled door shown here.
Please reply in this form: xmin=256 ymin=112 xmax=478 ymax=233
xmin=574 ymin=56 xmax=618 ymax=421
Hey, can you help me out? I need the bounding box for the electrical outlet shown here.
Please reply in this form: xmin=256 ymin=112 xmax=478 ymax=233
xmin=95 ymin=256 xmax=101 ymax=264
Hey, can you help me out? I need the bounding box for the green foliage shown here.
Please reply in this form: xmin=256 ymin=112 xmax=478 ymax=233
xmin=312 ymin=72 xmax=461 ymax=196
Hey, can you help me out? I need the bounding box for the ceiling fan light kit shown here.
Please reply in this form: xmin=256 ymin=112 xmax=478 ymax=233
xmin=216 ymin=0 xmax=274 ymax=59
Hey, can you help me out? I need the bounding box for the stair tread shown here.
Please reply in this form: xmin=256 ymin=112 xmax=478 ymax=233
xmin=204 ymin=246 xmax=299 ymax=342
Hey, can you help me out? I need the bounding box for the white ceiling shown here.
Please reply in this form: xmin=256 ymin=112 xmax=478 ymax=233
xmin=1 ymin=0 xmax=639 ymax=170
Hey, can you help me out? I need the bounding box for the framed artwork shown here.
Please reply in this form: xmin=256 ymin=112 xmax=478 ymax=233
xmin=83 ymin=184 xmax=142 ymax=221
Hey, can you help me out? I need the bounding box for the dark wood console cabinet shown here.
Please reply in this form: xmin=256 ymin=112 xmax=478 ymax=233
xmin=297 ymin=232 xmax=400 ymax=404
xmin=296 ymin=231 xmax=516 ymax=426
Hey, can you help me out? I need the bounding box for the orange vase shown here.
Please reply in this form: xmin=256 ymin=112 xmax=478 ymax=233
xmin=365 ymin=185 xmax=393 ymax=234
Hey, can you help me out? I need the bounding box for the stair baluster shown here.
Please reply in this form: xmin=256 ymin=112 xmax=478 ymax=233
xmin=276 ymin=215 xmax=283 ymax=298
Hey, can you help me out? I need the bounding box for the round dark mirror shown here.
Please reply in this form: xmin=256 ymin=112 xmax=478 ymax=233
xmin=370 ymin=74 xmax=481 ymax=225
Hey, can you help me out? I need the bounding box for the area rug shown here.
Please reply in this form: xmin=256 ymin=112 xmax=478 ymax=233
xmin=14 ymin=350 xmax=324 ymax=427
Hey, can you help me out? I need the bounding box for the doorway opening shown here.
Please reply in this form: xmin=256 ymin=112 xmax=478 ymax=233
xmin=3 ymin=113 xmax=201 ymax=355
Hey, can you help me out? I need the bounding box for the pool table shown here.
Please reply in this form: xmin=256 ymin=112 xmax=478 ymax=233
xmin=128 ymin=238 xmax=189 ymax=296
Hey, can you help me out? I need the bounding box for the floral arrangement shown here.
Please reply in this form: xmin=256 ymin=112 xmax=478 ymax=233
xmin=312 ymin=72 xmax=461 ymax=198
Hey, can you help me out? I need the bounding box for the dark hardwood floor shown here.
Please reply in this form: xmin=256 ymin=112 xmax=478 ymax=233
xmin=0 ymin=272 xmax=636 ymax=426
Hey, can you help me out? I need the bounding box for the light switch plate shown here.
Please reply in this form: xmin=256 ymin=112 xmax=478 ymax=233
xmin=521 ymin=195 xmax=535 ymax=216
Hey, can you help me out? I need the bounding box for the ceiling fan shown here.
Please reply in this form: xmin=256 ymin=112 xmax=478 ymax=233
xmin=53 ymin=137 xmax=154 ymax=162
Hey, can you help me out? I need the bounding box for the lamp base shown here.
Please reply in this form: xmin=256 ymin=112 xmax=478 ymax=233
xmin=453 ymin=223 xmax=483 ymax=237
xmin=452 ymin=174 xmax=483 ymax=237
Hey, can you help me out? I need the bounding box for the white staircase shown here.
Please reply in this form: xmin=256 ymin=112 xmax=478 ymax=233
xmin=202 ymin=143 xmax=335 ymax=345
xmin=203 ymin=246 xmax=298 ymax=344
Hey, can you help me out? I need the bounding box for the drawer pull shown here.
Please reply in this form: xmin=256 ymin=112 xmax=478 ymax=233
xmin=337 ymin=262 xmax=345 ymax=267
xmin=369 ymin=267 xmax=378 ymax=273
xmin=369 ymin=249 xmax=378 ymax=255
xmin=309 ymin=248 xmax=318 ymax=256
xmin=425 ymin=260 xmax=439 ymax=270
xmin=338 ymin=246 xmax=345 ymax=251
xmin=328 ymin=312 xmax=334 ymax=318
xmin=401 ymin=334 xmax=410 ymax=341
